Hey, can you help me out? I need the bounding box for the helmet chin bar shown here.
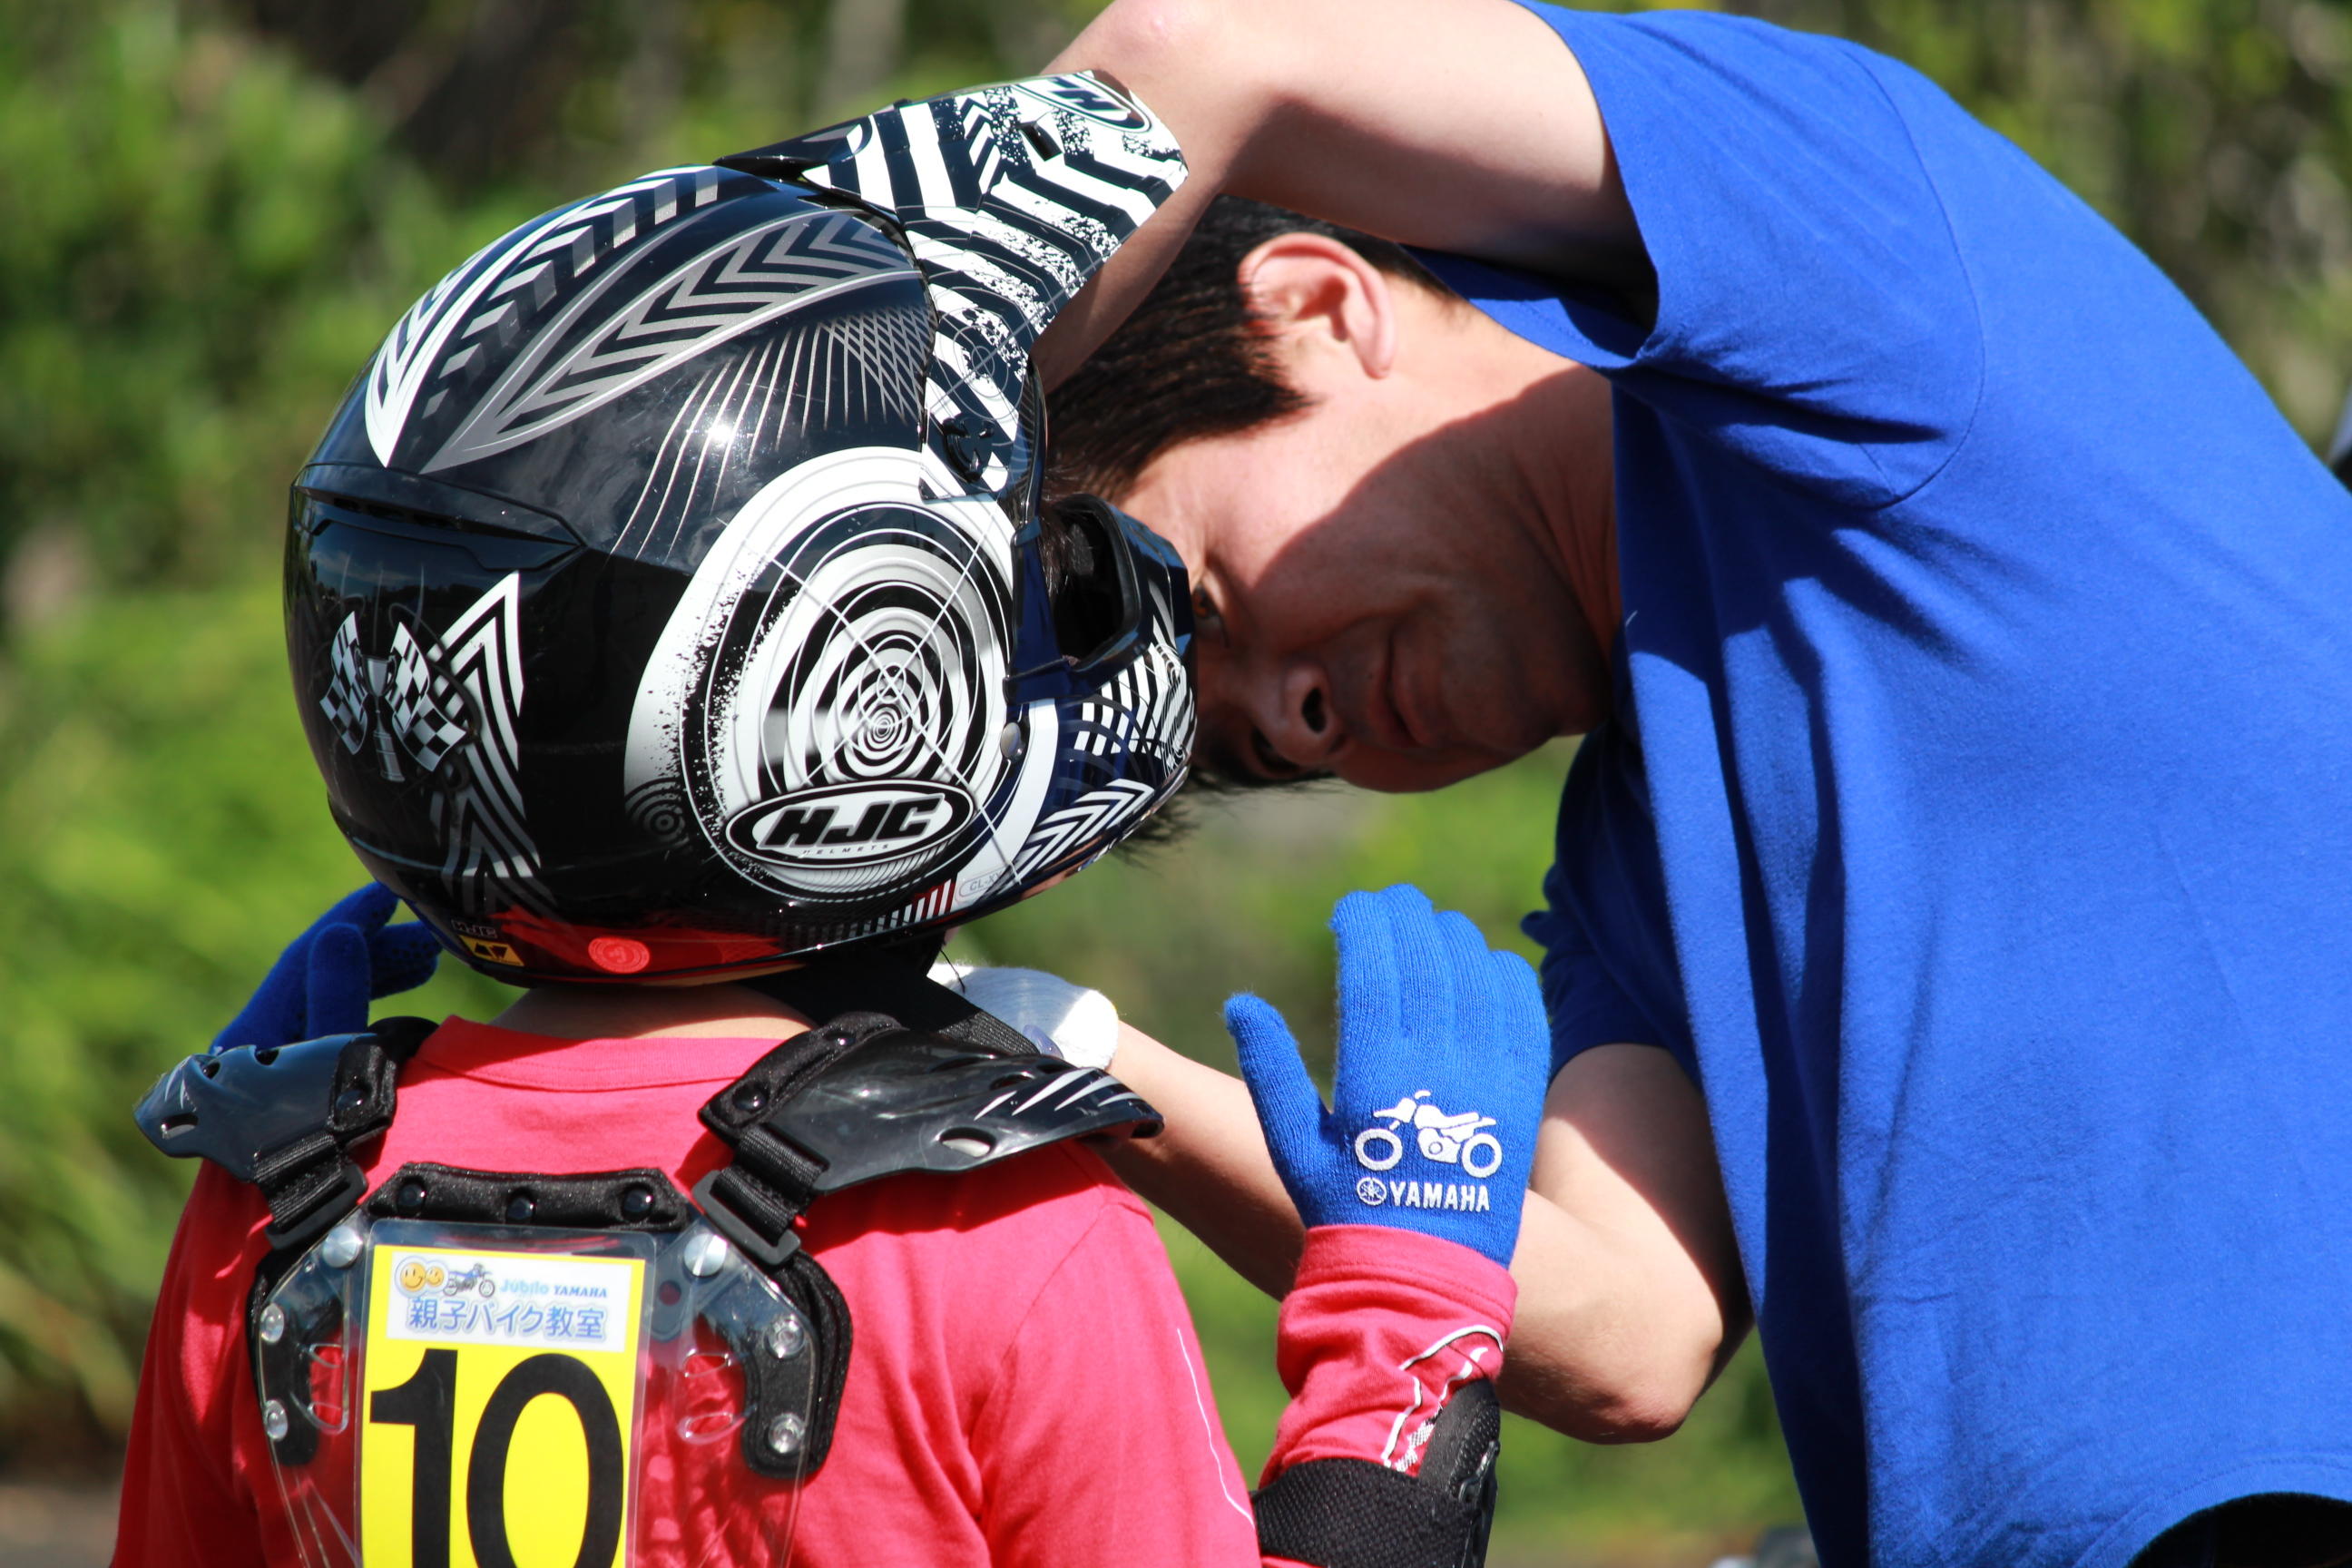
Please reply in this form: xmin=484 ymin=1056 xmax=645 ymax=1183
xmin=1009 ymin=495 xmax=1195 ymax=700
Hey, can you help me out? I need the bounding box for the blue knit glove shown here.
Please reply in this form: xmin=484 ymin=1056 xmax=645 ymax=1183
xmin=1227 ymin=885 xmax=1551 ymax=1268
xmin=211 ymin=884 xmax=442 ymax=1053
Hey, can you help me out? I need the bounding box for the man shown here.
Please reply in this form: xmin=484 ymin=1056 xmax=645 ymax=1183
xmin=241 ymin=5 xmax=2352 ymax=1563
xmin=1023 ymin=3 xmax=2352 ymax=1566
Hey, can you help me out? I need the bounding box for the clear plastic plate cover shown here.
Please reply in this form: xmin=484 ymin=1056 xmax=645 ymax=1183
xmin=257 ymin=1214 xmax=813 ymax=1567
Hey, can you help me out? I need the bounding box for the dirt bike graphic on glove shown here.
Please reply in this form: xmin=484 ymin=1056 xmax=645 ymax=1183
xmin=1353 ymin=1092 xmax=1505 ymax=1180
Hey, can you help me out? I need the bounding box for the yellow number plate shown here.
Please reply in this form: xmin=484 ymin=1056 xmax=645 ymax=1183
xmin=360 ymin=1242 xmax=647 ymax=1568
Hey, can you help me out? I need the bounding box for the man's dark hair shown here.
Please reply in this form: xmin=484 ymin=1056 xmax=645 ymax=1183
xmin=1046 ymin=197 xmax=1450 ymax=501
xmin=1045 ymin=198 xmax=1450 ymax=828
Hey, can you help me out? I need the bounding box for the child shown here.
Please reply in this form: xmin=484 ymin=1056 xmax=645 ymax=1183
xmin=115 ymin=74 xmax=1552 ymax=1568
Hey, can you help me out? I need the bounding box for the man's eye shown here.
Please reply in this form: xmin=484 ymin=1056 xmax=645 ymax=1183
xmin=1191 ymin=587 xmax=1221 ymax=628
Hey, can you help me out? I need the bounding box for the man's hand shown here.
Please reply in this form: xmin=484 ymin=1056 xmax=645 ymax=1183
xmin=212 ymin=884 xmax=440 ymax=1053
xmin=1226 ymin=885 xmax=1550 ymax=1268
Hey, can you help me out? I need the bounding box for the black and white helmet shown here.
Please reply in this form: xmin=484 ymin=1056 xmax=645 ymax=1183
xmin=286 ymin=74 xmax=1195 ymax=982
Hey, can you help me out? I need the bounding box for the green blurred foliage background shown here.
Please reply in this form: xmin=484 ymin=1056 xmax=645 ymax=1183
xmin=2 ymin=0 xmax=2346 ymax=1557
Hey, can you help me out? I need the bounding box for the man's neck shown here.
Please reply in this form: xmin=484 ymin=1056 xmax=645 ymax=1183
xmin=1491 ymin=346 xmax=1621 ymax=660
xmin=490 ymin=980 xmax=810 ymax=1041
xmin=1405 ymin=289 xmax=1622 ymax=676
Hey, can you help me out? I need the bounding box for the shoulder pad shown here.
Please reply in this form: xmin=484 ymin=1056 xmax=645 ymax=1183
xmin=694 ymin=1015 xmax=1161 ymax=1266
xmin=785 ymin=1029 xmax=1161 ymax=1195
xmin=132 ymin=1018 xmax=436 ymax=1248
xmin=135 ymin=1034 xmax=362 ymax=1181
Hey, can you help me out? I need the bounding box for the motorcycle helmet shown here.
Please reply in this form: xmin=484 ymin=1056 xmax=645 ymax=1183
xmin=286 ymin=73 xmax=1196 ymax=982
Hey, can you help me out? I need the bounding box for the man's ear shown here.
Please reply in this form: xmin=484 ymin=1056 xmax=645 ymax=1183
xmin=1236 ymin=232 xmax=1400 ymax=384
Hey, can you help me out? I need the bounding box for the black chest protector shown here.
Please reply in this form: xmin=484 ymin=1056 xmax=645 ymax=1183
xmin=138 ymin=968 xmax=1503 ymax=1568
xmin=134 ymin=965 xmax=1161 ymax=1546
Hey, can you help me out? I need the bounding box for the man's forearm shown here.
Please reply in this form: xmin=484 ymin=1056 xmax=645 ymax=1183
xmin=1033 ymin=0 xmax=1644 ymax=385
xmin=1031 ymin=1 xmax=1253 ymax=386
xmin=1101 ymin=1027 xmax=1745 ymax=1441
xmin=1097 ymin=1024 xmax=1307 ymax=1298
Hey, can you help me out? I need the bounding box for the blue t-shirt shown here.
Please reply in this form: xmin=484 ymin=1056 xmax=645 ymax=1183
xmin=1421 ymin=11 xmax=2352 ymax=1567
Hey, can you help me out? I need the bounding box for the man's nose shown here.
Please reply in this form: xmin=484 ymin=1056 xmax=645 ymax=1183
xmin=1259 ymin=662 xmax=1340 ymax=771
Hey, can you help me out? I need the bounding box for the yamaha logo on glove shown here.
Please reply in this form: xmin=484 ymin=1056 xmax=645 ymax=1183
xmin=1227 ymin=885 xmax=1550 ymax=1269
xmin=1349 ymin=1091 xmax=1502 ymax=1210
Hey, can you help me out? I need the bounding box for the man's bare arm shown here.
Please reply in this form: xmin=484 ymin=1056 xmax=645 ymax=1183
xmin=1034 ymin=0 xmax=1647 ymax=383
xmin=1098 ymin=1027 xmax=1746 ymax=1441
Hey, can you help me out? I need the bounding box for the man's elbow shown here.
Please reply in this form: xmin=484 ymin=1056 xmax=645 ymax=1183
xmin=1054 ymin=0 xmax=1287 ymax=125
xmin=1568 ymin=1372 xmax=1705 ymax=1445
xmin=1508 ymin=1367 xmax=1706 ymax=1445
xmin=1059 ymin=0 xmax=1226 ymax=79
xmin=1499 ymin=1315 xmax=1724 ymax=1444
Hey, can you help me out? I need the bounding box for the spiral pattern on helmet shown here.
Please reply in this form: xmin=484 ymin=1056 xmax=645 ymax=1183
xmin=704 ymin=503 xmax=1012 ymax=900
xmin=622 ymin=779 xmax=692 ymax=846
xmin=778 ymin=572 xmax=981 ymax=784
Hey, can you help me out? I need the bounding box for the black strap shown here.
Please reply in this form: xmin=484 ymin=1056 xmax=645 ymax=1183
xmin=362 ymin=1162 xmax=695 ymax=1231
xmin=245 ymin=1246 xmax=334 ymax=1468
xmin=1251 ymin=1383 xmax=1501 ymax=1568
xmin=759 ymin=1250 xmax=854 ymax=1478
xmin=255 ymin=1016 xmax=436 ymax=1250
xmin=692 ymin=1012 xmax=898 ymax=1267
xmin=742 ymin=946 xmax=1036 ymax=1059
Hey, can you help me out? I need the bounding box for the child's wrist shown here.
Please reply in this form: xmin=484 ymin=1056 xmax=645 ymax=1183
xmin=1294 ymin=1224 xmax=1519 ymax=1325
xmin=1262 ymin=1226 xmax=1516 ymax=1483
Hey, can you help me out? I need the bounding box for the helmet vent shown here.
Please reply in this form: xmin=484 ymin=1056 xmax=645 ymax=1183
xmin=1038 ymin=499 xmax=1125 ymax=663
xmin=309 ymin=491 xmax=546 ymax=544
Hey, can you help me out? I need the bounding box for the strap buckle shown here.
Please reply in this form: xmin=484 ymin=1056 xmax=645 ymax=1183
xmin=691 ymin=1168 xmax=805 ymax=1270
xmin=261 ymin=1161 xmax=371 ymax=1251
